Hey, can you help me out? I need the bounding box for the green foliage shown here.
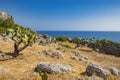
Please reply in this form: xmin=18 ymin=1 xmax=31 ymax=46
xmin=71 ymin=37 xmax=88 ymax=45
xmin=88 ymin=39 xmax=120 ymax=56
xmin=7 ymin=27 xmax=38 ymax=45
xmin=61 ymin=44 xmax=72 ymax=49
xmin=0 ymin=19 xmax=14 ymax=34
xmin=5 ymin=26 xmax=38 ymax=56
xmin=55 ymin=36 xmax=68 ymax=42
xmin=38 ymin=69 xmax=48 ymax=80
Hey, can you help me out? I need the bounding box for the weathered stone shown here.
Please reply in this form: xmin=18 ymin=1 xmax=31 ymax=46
xmin=87 ymin=76 xmax=100 ymax=80
xmin=44 ymin=50 xmax=63 ymax=58
xmin=109 ymin=67 xmax=120 ymax=76
xmin=35 ymin=62 xmax=72 ymax=73
xmin=0 ymin=53 xmax=13 ymax=60
xmin=56 ymin=45 xmax=63 ymax=50
xmin=86 ymin=64 xmax=109 ymax=80
xmin=71 ymin=56 xmax=79 ymax=60
xmin=42 ymin=34 xmax=49 ymax=39
xmin=53 ymin=51 xmax=62 ymax=57
xmin=0 ymin=11 xmax=13 ymax=20
xmin=78 ymin=76 xmax=100 ymax=80
xmin=75 ymin=52 xmax=81 ymax=57
xmin=44 ymin=50 xmax=53 ymax=56
xmin=79 ymin=56 xmax=89 ymax=63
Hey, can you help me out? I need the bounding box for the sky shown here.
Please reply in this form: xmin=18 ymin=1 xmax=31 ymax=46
xmin=0 ymin=0 xmax=120 ymax=31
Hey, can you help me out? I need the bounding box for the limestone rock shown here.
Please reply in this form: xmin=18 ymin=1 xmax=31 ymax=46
xmin=35 ymin=62 xmax=72 ymax=73
xmin=71 ymin=56 xmax=79 ymax=60
xmin=0 ymin=11 xmax=13 ymax=20
xmin=109 ymin=67 xmax=120 ymax=76
xmin=87 ymin=76 xmax=100 ymax=80
xmin=86 ymin=64 xmax=109 ymax=80
xmin=79 ymin=56 xmax=89 ymax=63
xmin=44 ymin=50 xmax=63 ymax=58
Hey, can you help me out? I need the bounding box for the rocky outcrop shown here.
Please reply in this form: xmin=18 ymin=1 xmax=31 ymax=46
xmin=0 ymin=11 xmax=13 ymax=20
xmin=35 ymin=62 xmax=72 ymax=73
xmin=43 ymin=50 xmax=63 ymax=58
xmin=71 ymin=52 xmax=90 ymax=63
xmin=109 ymin=67 xmax=120 ymax=76
xmin=86 ymin=64 xmax=109 ymax=80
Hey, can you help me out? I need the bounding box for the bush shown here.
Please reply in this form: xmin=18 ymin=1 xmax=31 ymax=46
xmin=61 ymin=44 xmax=72 ymax=49
xmin=55 ymin=36 xmax=68 ymax=42
xmin=88 ymin=39 xmax=120 ymax=56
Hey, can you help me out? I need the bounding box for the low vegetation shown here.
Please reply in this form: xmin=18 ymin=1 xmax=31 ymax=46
xmin=54 ymin=36 xmax=120 ymax=56
xmin=0 ymin=18 xmax=38 ymax=57
xmin=55 ymin=36 xmax=69 ymax=42
xmin=61 ymin=44 xmax=72 ymax=49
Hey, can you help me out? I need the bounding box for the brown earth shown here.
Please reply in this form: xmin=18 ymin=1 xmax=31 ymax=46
xmin=0 ymin=37 xmax=120 ymax=80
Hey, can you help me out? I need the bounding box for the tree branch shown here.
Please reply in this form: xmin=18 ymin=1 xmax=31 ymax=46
xmin=18 ymin=44 xmax=29 ymax=52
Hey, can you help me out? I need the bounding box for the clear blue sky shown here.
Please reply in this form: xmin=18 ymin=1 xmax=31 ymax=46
xmin=0 ymin=0 xmax=120 ymax=31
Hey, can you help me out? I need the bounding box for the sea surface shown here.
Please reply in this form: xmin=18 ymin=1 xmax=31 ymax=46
xmin=37 ymin=31 xmax=120 ymax=42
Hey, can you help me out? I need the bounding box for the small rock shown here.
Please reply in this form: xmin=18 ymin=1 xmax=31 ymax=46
xmin=95 ymin=49 xmax=99 ymax=52
xmin=0 ymin=53 xmax=6 ymax=56
xmin=75 ymin=52 xmax=81 ymax=57
xmin=86 ymin=64 xmax=109 ymax=80
xmin=109 ymin=67 xmax=120 ymax=76
xmin=35 ymin=62 xmax=72 ymax=73
xmin=0 ymin=53 xmax=13 ymax=60
xmin=44 ymin=50 xmax=53 ymax=56
xmin=56 ymin=46 xmax=63 ymax=50
xmin=53 ymin=51 xmax=62 ymax=57
xmin=87 ymin=76 xmax=100 ymax=80
xmin=71 ymin=56 xmax=79 ymax=60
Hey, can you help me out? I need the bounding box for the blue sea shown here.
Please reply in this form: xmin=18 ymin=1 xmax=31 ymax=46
xmin=37 ymin=31 xmax=120 ymax=42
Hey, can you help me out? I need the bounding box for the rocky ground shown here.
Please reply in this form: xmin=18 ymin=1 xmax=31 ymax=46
xmin=0 ymin=37 xmax=120 ymax=80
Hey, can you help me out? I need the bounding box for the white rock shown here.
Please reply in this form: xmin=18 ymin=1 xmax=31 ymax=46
xmin=109 ymin=67 xmax=120 ymax=76
xmin=0 ymin=11 xmax=13 ymax=20
xmin=86 ymin=64 xmax=109 ymax=80
xmin=36 ymin=62 xmax=72 ymax=73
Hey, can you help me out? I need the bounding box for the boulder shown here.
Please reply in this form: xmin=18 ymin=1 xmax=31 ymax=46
xmin=86 ymin=64 xmax=109 ymax=80
xmin=35 ymin=62 xmax=72 ymax=73
xmin=109 ymin=67 xmax=120 ymax=76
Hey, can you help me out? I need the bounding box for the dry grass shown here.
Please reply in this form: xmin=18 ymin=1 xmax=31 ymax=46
xmin=0 ymin=39 xmax=120 ymax=80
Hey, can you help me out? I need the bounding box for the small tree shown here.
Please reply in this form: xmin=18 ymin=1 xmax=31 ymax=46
xmin=6 ymin=27 xmax=38 ymax=57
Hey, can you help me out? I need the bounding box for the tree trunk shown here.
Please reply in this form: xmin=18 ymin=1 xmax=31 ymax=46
xmin=14 ymin=43 xmax=19 ymax=57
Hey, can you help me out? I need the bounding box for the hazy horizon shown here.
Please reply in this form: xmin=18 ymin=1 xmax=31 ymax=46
xmin=0 ymin=0 xmax=120 ymax=31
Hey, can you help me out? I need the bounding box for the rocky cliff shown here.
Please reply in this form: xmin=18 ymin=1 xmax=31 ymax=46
xmin=0 ymin=11 xmax=13 ymax=20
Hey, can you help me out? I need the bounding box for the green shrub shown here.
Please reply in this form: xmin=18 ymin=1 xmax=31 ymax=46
xmin=55 ymin=36 xmax=68 ymax=42
xmin=61 ymin=44 xmax=72 ymax=49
